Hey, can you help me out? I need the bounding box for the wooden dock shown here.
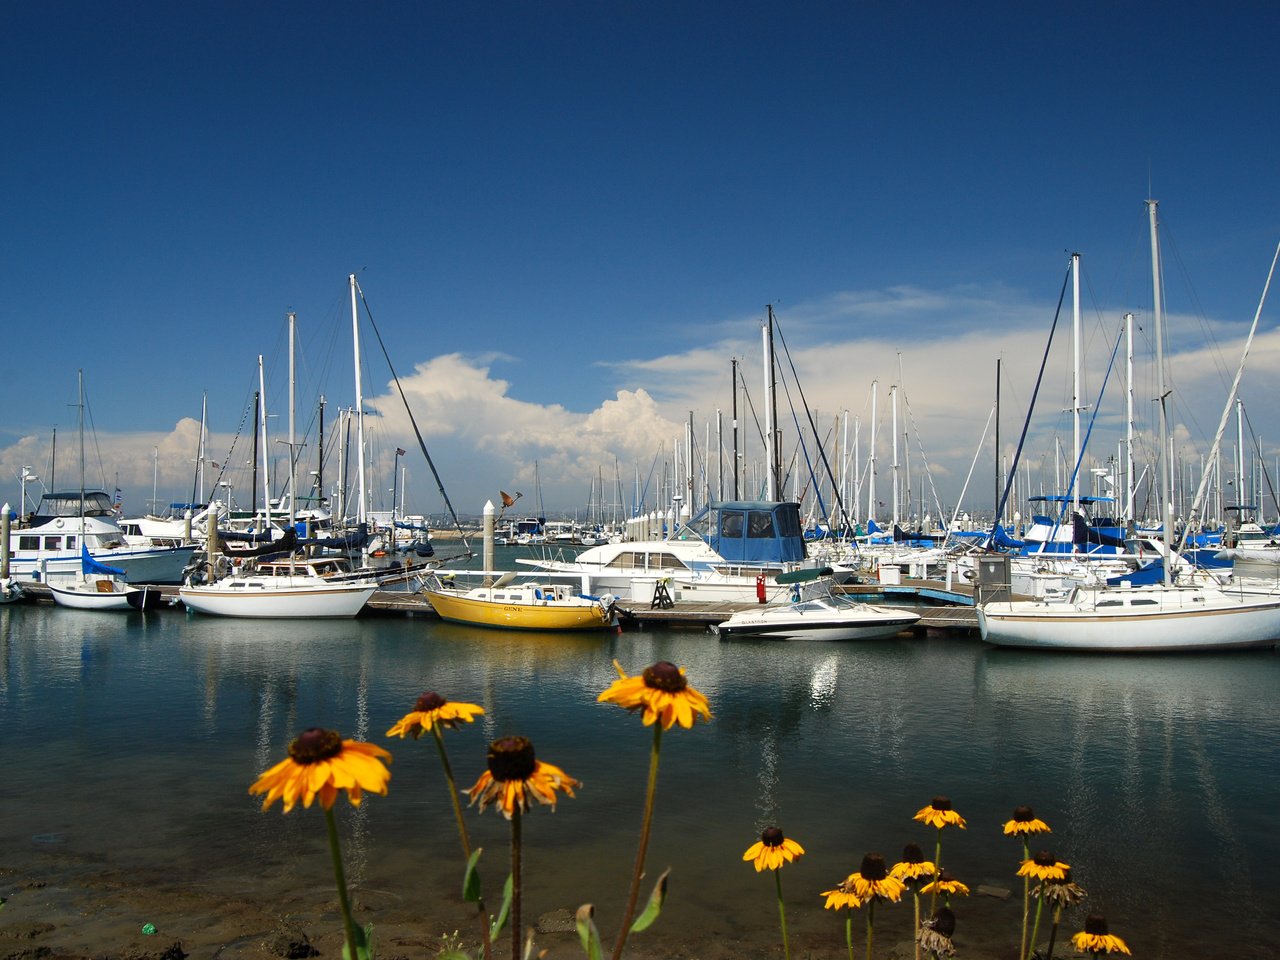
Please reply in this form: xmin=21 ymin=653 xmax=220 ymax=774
xmin=12 ymin=578 xmax=982 ymax=636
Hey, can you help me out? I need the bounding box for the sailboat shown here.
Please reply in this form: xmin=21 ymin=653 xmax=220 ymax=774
xmin=978 ymin=201 xmax=1280 ymax=651
xmin=179 ymin=313 xmax=377 ymax=619
xmin=48 ymin=545 xmax=162 ymax=611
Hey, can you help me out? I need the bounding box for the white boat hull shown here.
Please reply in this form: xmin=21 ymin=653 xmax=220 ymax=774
xmin=715 ymin=595 xmax=920 ymax=641
xmin=48 ymin=578 xmax=156 ymax=611
xmin=179 ymin=577 xmax=376 ymax=618
xmin=978 ymin=585 xmax=1280 ymax=651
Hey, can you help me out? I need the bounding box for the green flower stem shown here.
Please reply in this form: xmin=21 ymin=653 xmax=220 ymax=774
xmin=929 ymin=829 xmax=943 ymax=913
xmin=845 ymin=915 xmax=854 ymax=960
xmin=1024 ymin=891 xmax=1046 ymax=960
xmin=1045 ymin=903 xmax=1064 ymax=960
xmin=431 ymin=723 xmax=492 ymax=960
xmin=610 ymin=723 xmax=663 ymax=960
xmin=774 ymin=868 xmax=790 ymax=960
xmin=1019 ymin=839 xmax=1030 ymax=960
xmin=865 ymin=898 xmax=876 ymax=960
xmin=912 ymin=889 xmax=921 ymax=960
xmin=323 ymin=805 xmax=361 ymax=960
xmin=510 ymin=808 xmax=523 ymax=960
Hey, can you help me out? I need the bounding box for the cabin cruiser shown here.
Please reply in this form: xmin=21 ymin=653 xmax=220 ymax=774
xmin=9 ymin=491 xmax=197 ymax=585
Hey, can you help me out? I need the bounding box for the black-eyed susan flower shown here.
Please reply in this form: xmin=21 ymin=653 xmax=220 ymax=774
xmin=386 ymin=691 xmax=484 ymax=737
xmin=917 ymin=907 xmax=956 ymax=957
xmin=1035 ymin=868 xmax=1088 ymax=908
xmin=467 ymin=735 xmax=579 ymax=819
xmin=1018 ymin=850 xmax=1071 ymax=882
xmin=1003 ymin=804 xmax=1051 ymax=836
xmin=820 ymin=878 xmax=863 ymax=911
xmin=920 ymin=870 xmax=969 ymax=898
xmin=597 ymin=659 xmax=712 ymax=729
xmin=848 ymin=853 xmax=906 ymax=903
xmin=743 ymin=826 xmax=805 ymax=872
xmin=250 ymin=727 xmax=392 ymax=813
xmin=890 ymin=842 xmax=936 ymax=883
xmin=1071 ymin=914 xmax=1132 ymax=955
xmin=913 ymin=795 xmax=966 ymax=830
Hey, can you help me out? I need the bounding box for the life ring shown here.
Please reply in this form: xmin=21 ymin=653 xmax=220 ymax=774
xmin=55 ymin=518 xmax=64 ymax=528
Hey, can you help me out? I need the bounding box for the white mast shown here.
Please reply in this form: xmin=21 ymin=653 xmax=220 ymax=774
xmin=867 ymin=381 xmax=878 ymax=523
xmin=258 ymin=355 xmax=272 ymax=530
xmin=287 ymin=313 xmax=297 ymax=572
xmin=762 ymin=320 xmax=776 ymax=500
xmin=1124 ymin=312 xmax=1135 ymax=524
xmin=197 ymin=392 xmax=208 ymax=504
xmin=1148 ymin=200 xmax=1173 ymax=586
xmin=1072 ymin=252 xmax=1082 ymax=515
xmin=350 ymin=274 xmax=368 ymax=525
xmin=891 ymin=383 xmax=900 ymax=525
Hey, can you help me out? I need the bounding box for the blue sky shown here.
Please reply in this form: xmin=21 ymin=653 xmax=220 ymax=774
xmin=5 ymin=3 xmax=1280 ymax=522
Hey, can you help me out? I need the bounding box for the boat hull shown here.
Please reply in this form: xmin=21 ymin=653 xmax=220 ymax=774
xmin=423 ymin=589 xmax=611 ymax=631
xmin=978 ymin=589 xmax=1280 ymax=651
xmin=179 ymin=580 xmax=376 ymax=618
xmin=715 ymin=605 xmax=920 ymax=641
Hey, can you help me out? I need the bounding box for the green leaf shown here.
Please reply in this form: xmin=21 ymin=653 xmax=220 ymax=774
xmin=628 ymin=868 xmax=671 ymax=934
xmin=462 ymin=847 xmax=484 ymax=904
xmin=489 ymin=873 xmax=513 ymax=941
xmin=575 ymin=904 xmax=603 ymax=960
xmin=341 ymin=922 xmax=375 ymax=960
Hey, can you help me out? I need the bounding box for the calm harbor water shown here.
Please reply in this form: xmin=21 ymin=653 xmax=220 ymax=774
xmin=1 ymin=595 xmax=1277 ymax=958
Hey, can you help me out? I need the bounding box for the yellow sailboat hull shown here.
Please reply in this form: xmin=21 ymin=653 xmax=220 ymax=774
xmin=423 ymin=587 xmax=613 ymax=631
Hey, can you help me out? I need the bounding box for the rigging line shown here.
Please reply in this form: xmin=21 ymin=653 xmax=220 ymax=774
xmin=354 ymin=281 xmax=471 ymax=553
xmin=897 ymin=384 xmax=946 ymax=522
xmin=771 ymin=316 xmax=853 ymax=532
xmin=1053 ymin=319 xmax=1126 ymax=530
xmin=943 ymin=402 xmax=997 ymax=550
xmin=205 ymin=393 xmax=256 ymax=503
xmin=1240 ymin=404 xmax=1280 ymax=520
xmin=994 ymin=261 xmax=1073 ymax=525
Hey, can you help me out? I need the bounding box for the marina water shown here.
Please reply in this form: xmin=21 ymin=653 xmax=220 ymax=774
xmin=2 ymin=598 xmax=1276 ymax=958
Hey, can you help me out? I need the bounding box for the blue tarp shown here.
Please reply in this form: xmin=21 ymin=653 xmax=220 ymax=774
xmin=81 ymin=544 xmax=125 ymax=578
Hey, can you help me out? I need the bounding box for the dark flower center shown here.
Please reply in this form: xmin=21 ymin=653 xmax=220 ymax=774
xmin=415 ymin=691 xmax=447 ymax=712
xmin=930 ymin=907 xmax=956 ymax=937
xmin=860 ymin=853 xmax=888 ymax=881
xmin=1084 ymin=914 xmax=1110 ymax=936
xmin=288 ymin=728 xmax=343 ymax=764
xmin=642 ymin=661 xmax=687 ymax=692
xmin=1012 ymin=804 xmax=1035 ymax=822
xmin=930 ymin=795 xmax=952 ymax=811
xmin=761 ymin=826 xmax=785 ymax=847
xmin=1032 ymin=850 xmax=1056 ymax=866
xmin=487 ymin=736 xmax=537 ymax=781
xmin=901 ymin=842 xmax=925 ymax=864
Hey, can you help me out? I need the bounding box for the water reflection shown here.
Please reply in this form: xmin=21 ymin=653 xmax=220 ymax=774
xmin=1 ymin=606 xmax=1276 ymax=957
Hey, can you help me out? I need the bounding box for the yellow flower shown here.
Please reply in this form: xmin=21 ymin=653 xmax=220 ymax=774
xmin=820 ymin=880 xmax=863 ymax=910
xmin=913 ymin=795 xmax=966 ymax=830
xmin=890 ymin=842 xmax=936 ymax=882
xmin=597 ymin=659 xmax=712 ymax=729
xmin=1071 ymin=914 xmax=1131 ymax=955
xmin=847 ymin=853 xmax=906 ymax=903
xmin=1003 ymin=804 xmax=1051 ymax=836
xmin=386 ymin=690 xmax=485 ymax=738
xmin=467 ymin=735 xmax=580 ymax=819
xmin=249 ymin=727 xmax=392 ymax=813
xmin=1018 ymin=850 xmax=1071 ymax=882
xmin=742 ymin=827 xmax=805 ymax=872
xmin=920 ymin=871 xmax=970 ymax=897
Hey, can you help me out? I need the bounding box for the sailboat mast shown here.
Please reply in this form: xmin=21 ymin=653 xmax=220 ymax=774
xmin=1125 ymin=312 xmax=1135 ymax=525
xmin=1147 ymin=199 xmax=1172 ymax=586
xmin=258 ymin=355 xmax=272 ymax=530
xmin=868 ymin=381 xmax=878 ymax=523
xmin=1071 ymin=252 xmax=1082 ymax=515
xmin=731 ymin=358 xmax=740 ymax=500
xmin=891 ymin=383 xmax=900 ymax=525
xmin=288 ymin=312 xmax=297 ymax=573
xmin=762 ymin=317 xmax=776 ymax=500
xmin=350 ymin=274 xmax=368 ymax=525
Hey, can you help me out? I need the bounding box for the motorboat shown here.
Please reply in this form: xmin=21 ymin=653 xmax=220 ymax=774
xmin=422 ymin=571 xmax=617 ymax=631
xmin=712 ymin=570 xmax=920 ymax=640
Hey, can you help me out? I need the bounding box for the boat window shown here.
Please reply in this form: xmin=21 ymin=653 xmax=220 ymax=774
xmin=606 ymin=551 xmax=639 ymax=569
xmin=1096 ymin=600 xmax=1123 ymax=608
xmin=748 ymin=511 xmax=775 ymax=538
xmin=649 ymin=552 xmax=688 ymax=569
xmin=720 ymin=513 xmax=744 ymax=539
xmin=18 ymin=536 xmax=39 ymax=550
xmin=1131 ymin=599 xmax=1158 ymax=606
xmin=66 ymin=537 xmax=76 ymax=549
xmin=44 ymin=536 xmax=61 ymax=550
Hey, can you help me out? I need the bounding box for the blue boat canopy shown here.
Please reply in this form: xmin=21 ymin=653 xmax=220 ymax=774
xmin=707 ymin=501 xmax=807 ymax=565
